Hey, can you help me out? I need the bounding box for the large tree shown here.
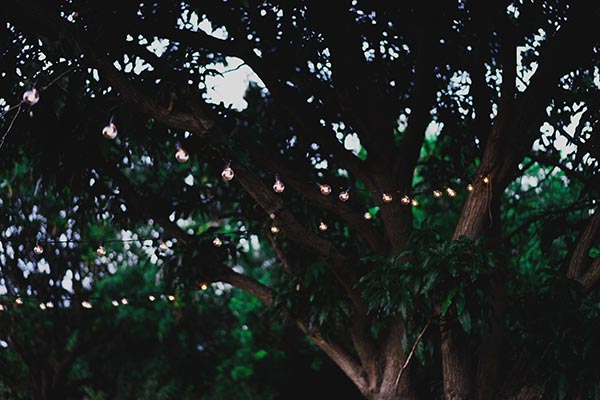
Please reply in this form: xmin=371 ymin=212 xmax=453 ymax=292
xmin=1 ymin=1 xmax=600 ymax=399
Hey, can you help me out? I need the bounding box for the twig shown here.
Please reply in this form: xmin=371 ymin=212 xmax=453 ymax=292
xmin=39 ymin=65 xmax=77 ymax=91
xmin=0 ymin=104 xmax=22 ymax=150
xmin=394 ymin=319 xmax=431 ymax=393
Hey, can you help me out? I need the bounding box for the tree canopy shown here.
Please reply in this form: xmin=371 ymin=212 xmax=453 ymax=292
xmin=1 ymin=1 xmax=600 ymax=399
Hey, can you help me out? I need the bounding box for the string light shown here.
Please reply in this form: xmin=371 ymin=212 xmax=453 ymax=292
xmin=112 ymin=300 xmax=119 ymax=307
xmin=483 ymin=176 xmax=490 ymax=184
xmin=148 ymin=295 xmax=156 ymax=301
xmin=338 ymin=190 xmax=350 ymax=202
xmin=466 ymin=184 xmax=474 ymax=192
xmin=33 ymin=243 xmax=44 ymax=255
xmin=446 ymin=187 xmax=457 ymax=197
xmin=15 ymin=298 xmax=23 ymax=305
xmin=158 ymin=241 xmax=168 ymax=253
xmin=46 ymin=301 xmax=54 ymax=309
xmin=121 ymin=298 xmax=128 ymax=305
xmin=319 ymin=184 xmax=332 ymax=196
xmin=199 ymin=282 xmax=209 ymax=290
xmin=411 ymin=198 xmax=419 ymax=207
xmin=212 ymin=237 xmax=223 ymax=247
xmin=433 ymin=190 xmax=443 ymax=198
xmin=318 ymin=221 xmax=328 ymax=231
xmin=175 ymin=146 xmax=189 ymax=163
xmin=102 ymin=122 xmax=118 ymax=140
xmin=221 ymin=161 xmax=234 ymax=181
xmin=400 ymin=195 xmax=411 ymax=205
xmin=363 ymin=211 xmax=372 ymax=220
xmin=270 ymin=225 xmax=280 ymax=234
xmin=96 ymin=244 xmax=106 ymax=256
xmin=22 ymin=88 xmax=39 ymax=106
xmin=167 ymin=295 xmax=175 ymax=302
xmin=81 ymin=301 xmax=92 ymax=309
xmin=0 ymin=305 xmax=5 ymax=311
xmin=273 ymin=176 xmax=285 ymax=193
xmin=39 ymin=303 xmax=46 ymax=310
xmin=269 ymin=212 xmax=276 ymax=219
xmin=382 ymin=193 xmax=393 ymax=203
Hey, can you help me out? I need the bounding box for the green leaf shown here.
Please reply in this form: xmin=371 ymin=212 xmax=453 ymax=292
xmin=441 ymin=287 xmax=458 ymax=317
xmin=457 ymin=310 xmax=472 ymax=334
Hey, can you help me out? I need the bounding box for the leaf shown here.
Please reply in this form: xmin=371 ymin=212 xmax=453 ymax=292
xmin=441 ymin=287 xmax=458 ymax=317
xmin=458 ymin=309 xmax=472 ymax=334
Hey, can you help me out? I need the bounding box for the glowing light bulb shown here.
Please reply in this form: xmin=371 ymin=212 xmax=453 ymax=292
xmin=270 ymin=225 xmax=280 ymax=234
xmin=15 ymin=298 xmax=23 ymax=305
xmin=175 ymin=147 xmax=189 ymax=163
xmin=158 ymin=241 xmax=168 ymax=253
xmin=102 ymin=122 xmax=118 ymax=140
xmin=221 ymin=166 xmax=234 ymax=181
xmin=199 ymin=282 xmax=209 ymax=290
xmin=466 ymin=183 xmax=474 ymax=192
xmin=22 ymin=88 xmax=39 ymax=105
xmin=121 ymin=298 xmax=128 ymax=305
xmin=167 ymin=295 xmax=175 ymax=302
xmin=46 ymin=301 xmax=54 ymax=309
xmin=81 ymin=301 xmax=92 ymax=309
xmin=269 ymin=212 xmax=276 ymax=219
xmin=338 ymin=190 xmax=350 ymax=202
xmin=273 ymin=177 xmax=285 ymax=193
xmin=0 ymin=305 xmax=5 ymax=311
xmin=363 ymin=211 xmax=372 ymax=220
xmin=319 ymin=184 xmax=332 ymax=196
xmin=411 ymin=198 xmax=419 ymax=207
xmin=148 ymin=295 xmax=156 ymax=301
xmin=39 ymin=303 xmax=46 ymax=310
xmin=212 ymin=237 xmax=223 ymax=247
xmin=446 ymin=187 xmax=457 ymax=197
xmin=319 ymin=221 xmax=328 ymax=231
xmin=382 ymin=193 xmax=393 ymax=203
xmin=400 ymin=195 xmax=411 ymax=205
xmin=433 ymin=190 xmax=443 ymax=198
xmin=33 ymin=243 xmax=43 ymax=255
xmin=112 ymin=300 xmax=119 ymax=307
xmin=295 ymin=283 xmax=301 ymax=292
xmin=96 ymin=245 xmax=106 ymax=256
xmin=483 ymin=176 xmax=490 ymax=184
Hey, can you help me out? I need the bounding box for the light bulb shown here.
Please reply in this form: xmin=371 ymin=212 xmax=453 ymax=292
xmin=466 ymin=183 xmax=474 ymax=192
xmin=212 ymin=237 xmax=223 ymax=247
xmin=411 ymin=198 xmax=419 ymax=207
xmin=175 ymin=147 xmax=189 ymax=163
xmin=269 ymin=212 xmax=276 ymax=219
xmin=22 ymin=88 xmax=39 ymax=105
xmin=319 ymin=184 xmax=332 ymax=196
xmin=121 ymin=298 xmax=128 ymax=305
xmin=483 ymin=176 xmax=490 ymax=184
xmin=112 ymin=300 xmax=119 ymax=307
xmin=221 ymin=166 xmax=234 ymax=181
xmin=446 ymin=187 xmax=457 ymax=197
xmin=167 ymin=295 xmax=175 ymax=301
xmin=319 ymin=221 xmax=328 ymax=231
xmin=0 ymin=305 xmax=5 ymax=311
xmin=158 ymin=241 xmax=168 ymax=253
xmin=295 ymin=283 xmax=301 ymax=292
xmin=382 ymin=193 xmax=393 ymax=203
xmin=148 ymin=295 xmax=156 ymax=301
xmin=102 ymin=122 xmax=118 ymax=140
xmin=33 ymin=243 xmax=43 ymax=255
xmin=363 ymin=211 xmax=372 ymax=220
xmin=81 ymin=301 xmax=92 ymax=309
xmin=96 ymin=245 xmax=106 ymax=256
xmin=338 ymin=190 xmax=350 ymax=202
xmin=433 ymin=189 xmax=443 ymax=198
xmin=39 ymin=303 xmax=46 ymax=310
xmin=400 ymin=195 xmax=411 ymax=205
xmin=199 ymin=282 xmax=209 ymax=290
xmin=46 ymin=301 xmax=53 ymax=308
xmin=270 ymin=225 xmax=280 ymax=234
xmin=15 ymin=298 xmax=23 ymax=305
xmin=273 ymin=178 xmax=285 ymax=193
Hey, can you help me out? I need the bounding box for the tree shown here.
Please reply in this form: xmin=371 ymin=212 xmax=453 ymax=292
xmin=1 ymin=1 xmax=600 ymax=399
